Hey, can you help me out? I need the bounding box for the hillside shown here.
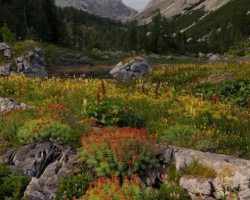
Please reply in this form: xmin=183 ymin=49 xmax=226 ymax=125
xmin=133 ymin=0 xmax=232 ymax=24
xmin=55 ymin=0 xmax=138 ymax=21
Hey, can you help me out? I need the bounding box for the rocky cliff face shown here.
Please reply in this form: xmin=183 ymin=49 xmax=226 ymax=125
xmin=0 ymin=42 xmax=48 ymax=78
xmin=133 ymin=0 xmax=232 ymax=24
xmin=55 ymin=0 xmax=138 ymax=21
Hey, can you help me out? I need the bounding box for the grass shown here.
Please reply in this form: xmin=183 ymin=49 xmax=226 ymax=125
xmin=181 ymin=160 xmax=217 ymax=178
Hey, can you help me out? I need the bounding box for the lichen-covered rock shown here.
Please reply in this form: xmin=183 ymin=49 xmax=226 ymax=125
xmin=0 ymin=43 xmax=10 ymax=51
xmin=110 ymin=57 xmax=151 ymax=81
xmin=158 ymin=145 xmax=250 ymax=200
xmin=0 ymin=63 xmax=11 ymax=75
xmin=0 ymin=97 xmax=33 ymax=113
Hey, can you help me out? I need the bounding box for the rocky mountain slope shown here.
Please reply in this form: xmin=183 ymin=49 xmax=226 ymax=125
xmin=133 ymin=0 xmax=232 ymax=24
xmin=55 ymin=0 xmax=138 ymax=21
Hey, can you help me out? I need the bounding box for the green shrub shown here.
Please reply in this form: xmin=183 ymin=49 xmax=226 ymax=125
xmin=159 ymin=124 xmax=201 ymax=147
xmin=0 ymin=173 xmax=31 ymax=199
xmin=78 ymin=128 xmax=159 ymax=179
xmin=0 ymin=162 xmax=9 ymax=178
xmin=0 ymin=108 xmax=37 ymax=151
xmin=86 ymin=102 xmax=145 ymax=128
xmin=143 ymin=183 xmax=191 ymax=200
xmin=55 ymin=171 xmax=91 ymax=200
xmin=17 ymin=118 xmax=72 ymax=145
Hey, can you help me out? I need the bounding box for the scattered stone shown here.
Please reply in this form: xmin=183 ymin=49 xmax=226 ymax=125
xmin=0 ymin=43 xmax=10 ymax=51
xmin=110 ymin=57 xmax=151 ymax=81
xmin=209 ymin=54 xmax=220 ymax=62
xmin=0 ymin=97 xmax=33 ymax=113
xmin=4 ymin=49 xmax=11 ymax=58
xmin=102 ymin=55 xmax=109 ymax=60
xmin=199 ymin=52 xmax=206 ymax=58
xmin=0 ymin=63 xmax=11 ymax=75
xmin=166 ymin=55 xmax=174 ymax=60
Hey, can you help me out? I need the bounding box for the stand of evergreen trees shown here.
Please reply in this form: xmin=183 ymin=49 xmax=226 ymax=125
xmin=0 ymin=0 xmax=249 ymax=55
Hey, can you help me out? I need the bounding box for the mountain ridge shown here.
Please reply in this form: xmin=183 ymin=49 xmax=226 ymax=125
xmin=133 ymin=0 xmax=233 ymax=24
xmin=55 ymin=0 xmax=138 ymax=21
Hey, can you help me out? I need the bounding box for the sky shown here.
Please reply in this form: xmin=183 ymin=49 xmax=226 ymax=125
xmin=122 ymin=0 xmax=149 ymax=12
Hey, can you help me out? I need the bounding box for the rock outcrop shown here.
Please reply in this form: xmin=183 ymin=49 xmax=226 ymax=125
xmin=110 ymin=57 xmax=151 ymax=81
xmin=0 ymin=142 xmax=78 ymax=200
xmin=0 ymin=42 xmax=48 ymax=78
xmin=55 ymin=0 xmax=138 ymax=21
xmin=157 ymin=145 xmax=250 ymax=200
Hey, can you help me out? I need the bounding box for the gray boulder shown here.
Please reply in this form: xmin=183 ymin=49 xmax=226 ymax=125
xmin=0 ymin=63 xmax=11 ymax=75
xmin=209 ymin=54 xmax=220 ymax=62
xmin=0 ymin=97 xmax=33 ymax=113
xmin=102 ymin=55 xmax=109 ymax=60
xmin=16 ymin=47 xmax=48 ymax=78
xmin=110 ymin=57 xmax=151 ymax=81
xmin=0 ymin=141 xmax=79 ymax=200
xmin=158 ymin=145 xmax=250 ymax=200
xmin=0 ymin=43 xmax=10 ymax=51
xmin=166 ymin=55 xmax=174 ymax=60
xmin=4 ymin=49 xmax=11 ymax=58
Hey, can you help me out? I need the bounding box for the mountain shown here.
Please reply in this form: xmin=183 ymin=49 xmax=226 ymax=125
xmin=55 ymin=0 xmax=138 ymax=21
xmin=133 ymin=0 xmax=232 ymax=24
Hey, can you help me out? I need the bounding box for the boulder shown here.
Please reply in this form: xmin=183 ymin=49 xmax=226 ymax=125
xmin=4 ymin=49 xmax=11 ymax=58
xmin=0 ymin=97 xmax=33 ymax=113
xmin=0 ymin=141 xmax=79 ymax=200
xmin=209 ymin=54 xmax=220 ymax=62
xmin=199 ymin=52 xmax=206 ymax=58
xmin=110 ymin=57 xmax=151 ymax=81
xmin=166 ymin=55 xmax=174 ymax=60
xmin=0 ymin=63 xmax=11 ymax=75
xmin=102 ymin=55 xmax=109 ymax=60
xmin=0 ymin=43 xmax=10 ymax=51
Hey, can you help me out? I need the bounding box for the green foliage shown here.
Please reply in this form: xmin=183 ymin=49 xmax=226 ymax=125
xmin=196 ymin=140 xmax=219 ymax=152
xmin=55 ymin=171 xmax=91 ymax=200
xmin=41 ymin=43 xmax=61 ymax=63
xmin=0 ymin=108 xmax=37 ymax=151
xmin=17 ymin=118 xmax=72 ymax=145
xmin=78 ymin=128 xmax=159 ymax=179
xmin=181 ymin=160 xmax=217 ymax=178
xmin=0 ymin=23 xmax=15 ymax=44
xmin=158 ymin=124 xmax=201 ymax=147
xmin=0 ymin=172 xmax=31 ymax=199
xmin=143 ymin=183 xmax=191 ymax=200
xmin=166 ymin=164 xmax=182 ymax=185
xmin=86 ymin=102 xmax=144 ymax=128
xmin=0 ymin=162 xmax=9 ymax=178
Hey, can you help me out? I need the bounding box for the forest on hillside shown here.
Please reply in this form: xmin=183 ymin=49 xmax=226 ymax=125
xmin=0 ymin=0 xmax=250 ymax=54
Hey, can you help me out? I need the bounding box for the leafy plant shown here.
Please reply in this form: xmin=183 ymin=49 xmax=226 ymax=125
xmin=142 ymin=183 xmax=191 ymax=200
xmin=78 ymin=128 xmax=159 ymax=179
xmin=83 ymin=174 xmax=141 ymax=200
xmin=0 ymin=173 xmax=31 ymax=199
xmin=0 ymin=162 xmax=9 ymax=178
xmin=17 ymin=118 xmax=72 ymax=145
xmin=55 ymin=171 xmax=91 ymax=200
xmin=86 ymin=102 xmax=145 ymax=128
xmin=159 ymin=124 xmax=201 ymax=147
